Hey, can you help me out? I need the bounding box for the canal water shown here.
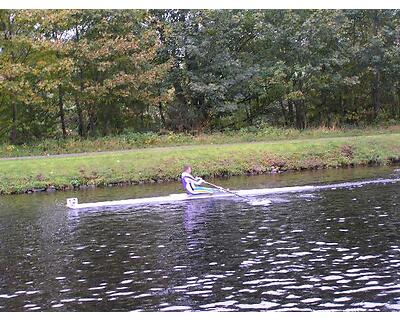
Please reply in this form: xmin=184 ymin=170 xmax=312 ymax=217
xmin=0 ymin=166 xmax=399 ymax=311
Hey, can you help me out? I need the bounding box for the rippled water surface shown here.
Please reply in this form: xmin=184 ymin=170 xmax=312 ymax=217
xmin=1 ymin=167 xmax=400 ymax=311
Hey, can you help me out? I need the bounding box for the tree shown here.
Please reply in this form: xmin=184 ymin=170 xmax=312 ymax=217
xmin=0 ymin=10 xmax=51 ymax=143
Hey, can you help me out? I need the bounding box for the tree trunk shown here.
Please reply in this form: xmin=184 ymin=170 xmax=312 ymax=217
xmin=140 ymin=111 xmax=145 ymax=130
xmin=280 ymin=100 xmax=287 ymax=125
xmin=10 ymin=103 xmax=17 ymax=144
xmin=288 ymin=100 xmax=295 ymax=127
xmin=372 ymin=69 xmax=380 ymax=120
xmin=396 ymin=89 xmax=400 ymax=119
xmin=74 ymin=24 xmax=85 ymax=138
xmin=340 ymin=91 xmax=345 ymax=123
xmin=198 ymin=95 xmax=208 ymax=129
xmin=58 ymin=85 xmax=67 ymax=138
xmin=78 ymin=109 xmax=84 ymax=137
xmin=295 ymin=102 xmax=301 ymax=129
xmin=102 ymin=103 xmax=112 ymax=136
xmin=75 ymin=97 xmax=85 ymax=138
xmin=371 ymin=11 xmax=381 ymax=121
xmin=295 ymin=101 xmax=305 ymax=130
xmin=245 ymin=106 xmax=252 ymax=126
xmin=320 ymin=91 xmax=327 ymax=126
xmin=158 ymin=101 xmax=166 ymax=128
xmin=77 ymin=66 xmax=85 ymax=137
xmin=88 ymin=107 xmax=96 ymax=137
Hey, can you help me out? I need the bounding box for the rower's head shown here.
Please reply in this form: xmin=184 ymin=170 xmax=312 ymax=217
xmin=183 ymin=165 xmax=192 ymax=174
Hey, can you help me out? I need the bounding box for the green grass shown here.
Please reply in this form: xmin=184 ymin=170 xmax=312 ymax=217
xmin=1 ymin=133 xmax=399 ymax=194
xmin=1 ymin=124 xmax=400 ymax=158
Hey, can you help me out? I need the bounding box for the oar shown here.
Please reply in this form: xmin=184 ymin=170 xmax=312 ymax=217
xmin=203 ymin=180 xmax=272 ymax=206
xmin=203 ymin=181 xmax=250 ymax=201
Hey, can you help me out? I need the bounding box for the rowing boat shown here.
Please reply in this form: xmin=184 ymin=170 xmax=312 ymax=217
xmin=66 ymin=177 xmax=400 ymax=210
xmin=66 ymin=185 xmax=315 ymax=209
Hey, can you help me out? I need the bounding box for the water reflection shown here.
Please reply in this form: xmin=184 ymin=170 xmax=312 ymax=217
xmin=183 ymin=199 xmax=213 ymax=251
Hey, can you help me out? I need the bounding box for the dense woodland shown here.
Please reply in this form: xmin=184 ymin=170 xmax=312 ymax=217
xmin=1 ymin=9 xmax=400 ymax=144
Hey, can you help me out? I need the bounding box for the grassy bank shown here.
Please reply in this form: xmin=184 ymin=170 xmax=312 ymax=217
xmin=1 ymin=125 xmax=400 ymax=158
xmin=1 ymin=133 xmax=400 ymax=195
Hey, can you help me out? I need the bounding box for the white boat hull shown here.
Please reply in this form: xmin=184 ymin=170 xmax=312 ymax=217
xmin=66 ymin=177 xmax=400 ymax=210
xmin=66 ymin=185 xmax=315 ymax=209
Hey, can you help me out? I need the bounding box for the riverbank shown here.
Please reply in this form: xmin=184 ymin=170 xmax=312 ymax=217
xmin=1 ymin=125 xmax=400 ymax=158
xmin=1 ymin=133 xmax=400 ymax=195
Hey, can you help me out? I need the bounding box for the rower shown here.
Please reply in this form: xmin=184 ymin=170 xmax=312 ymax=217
xmin=181 ymin=165 xmax=220 ymax=195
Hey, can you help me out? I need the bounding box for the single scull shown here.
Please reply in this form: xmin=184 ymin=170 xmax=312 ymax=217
xmin=66 ymin=177 xmax=400 ymax=210
xmin=66 ymin=185 xmax=315 ymax=209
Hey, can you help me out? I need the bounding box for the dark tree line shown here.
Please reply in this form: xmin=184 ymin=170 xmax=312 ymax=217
xmin=1 ymin=9 xmax=400 ymax=144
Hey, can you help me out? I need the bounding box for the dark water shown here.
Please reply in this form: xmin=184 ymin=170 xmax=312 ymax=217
xmin=1 ymin=167 xmax=400 ymax=311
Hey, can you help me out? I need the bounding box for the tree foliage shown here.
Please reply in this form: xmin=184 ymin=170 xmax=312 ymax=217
xmin=1 ymin=9 xmax=400 ymax=143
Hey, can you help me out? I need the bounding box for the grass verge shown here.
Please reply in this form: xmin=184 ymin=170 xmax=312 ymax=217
xmin=1 ymin=125 xmax=400 ymax=158
xmin=0 ymin=133 xmax=399 ymax=195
